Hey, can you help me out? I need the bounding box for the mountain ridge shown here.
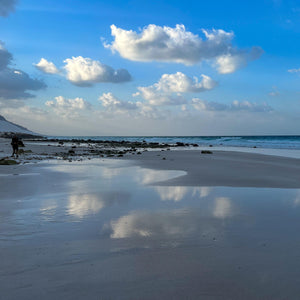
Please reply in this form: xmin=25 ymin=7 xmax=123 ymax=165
xmin=0 ymin=114 xmax=41 ymax=137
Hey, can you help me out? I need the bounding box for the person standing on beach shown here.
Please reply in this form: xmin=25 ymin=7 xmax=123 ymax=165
xmin=11 ymin=134 xmax=19 ymax=158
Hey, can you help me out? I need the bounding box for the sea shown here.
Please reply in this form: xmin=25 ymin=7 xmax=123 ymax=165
xmin=48 ymin=135 xmax=300 ymax=150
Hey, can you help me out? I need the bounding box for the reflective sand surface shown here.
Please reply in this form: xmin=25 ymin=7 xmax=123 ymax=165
xmin=1 ymin=159 xmax=300 ymax=299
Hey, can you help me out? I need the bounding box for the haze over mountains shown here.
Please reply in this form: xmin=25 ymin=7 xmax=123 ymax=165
xmin=0 ymin=115 xmax=36 ymax=135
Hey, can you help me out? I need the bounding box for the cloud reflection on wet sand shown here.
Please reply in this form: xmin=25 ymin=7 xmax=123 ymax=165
xmin=155 ymin=186 xmax=211 ymax=202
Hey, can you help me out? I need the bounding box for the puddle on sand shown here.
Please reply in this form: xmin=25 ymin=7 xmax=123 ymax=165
xmin=1 ymin=159 xmax=300 ymax=299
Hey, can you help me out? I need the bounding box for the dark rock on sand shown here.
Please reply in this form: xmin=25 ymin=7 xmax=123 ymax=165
xmin=0 ymin=158 xmax=18 ymax=165
xmin=201 ymin=150 xmax=213 ymax=154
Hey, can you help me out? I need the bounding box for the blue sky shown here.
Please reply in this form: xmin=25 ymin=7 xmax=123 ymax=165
xmin=0 ymin=0 xmax=299 ymax=135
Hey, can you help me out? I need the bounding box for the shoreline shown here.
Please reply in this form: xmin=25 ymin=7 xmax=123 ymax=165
xmin=1 ymin=138 xmax=300 ymax=188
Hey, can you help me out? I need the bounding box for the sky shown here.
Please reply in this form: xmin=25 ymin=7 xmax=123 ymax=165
xmin=0 ymin=0 xmax=299 ymax=136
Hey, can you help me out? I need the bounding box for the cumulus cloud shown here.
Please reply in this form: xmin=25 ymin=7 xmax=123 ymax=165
xmin=34 ymin=58 xmax=59 ymax=74
xmin=150 ymin=72 xmax=217 ymax=93
xmin=45 ymin=96 xmax=91 ymax=118
xmin=63 ymin=56 xmax=131 ymax=86
xmin=97 ymin=92 xmax=163 ymax=119
xmin=0 ymin=0 xmax=17 ymax=17
xmin=105 ymin=24 xmax=263 ymax=73
xmin=99 ymin=92 xmax=138 ymax=112
xmin=135 ymin=72 xmax=217 ymax=106
xmin=136 ymin=86 xmax=187 ymax=106
xmin=215 ymin=47 xmax=262 ymax=74
xmin=0 ymin=42 xmax=46 ymax=99
xmin=288 ymin=68 xmax=300 ymax=73
xmin=192 ymin=98 xmax=273 ymax=112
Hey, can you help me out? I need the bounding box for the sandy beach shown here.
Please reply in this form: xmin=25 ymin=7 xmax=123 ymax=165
xmin=1 ymin=138 xmax=300 ymax=299
xmin=1 ymin=137 xmax=300 ymax=188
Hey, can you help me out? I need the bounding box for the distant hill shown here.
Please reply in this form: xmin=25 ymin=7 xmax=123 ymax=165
xmin=0 ymin=115 xmax=41 ymax=137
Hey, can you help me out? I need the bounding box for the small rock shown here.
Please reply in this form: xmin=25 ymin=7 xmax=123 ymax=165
xmin=201 ymin=150 xmax=213 ymax=154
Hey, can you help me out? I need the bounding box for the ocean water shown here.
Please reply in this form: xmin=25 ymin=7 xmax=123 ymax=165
xmin=48 ymin=135 xmax=300 ymax=150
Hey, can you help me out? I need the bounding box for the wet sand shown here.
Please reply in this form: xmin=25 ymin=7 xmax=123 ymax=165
xmin=124 ymin=150 xmax=300 ymax=188
xmin=1 ymin=160 xmax=300 ymax=299
xmin=1 ymin=139 xmax=300 ymax=299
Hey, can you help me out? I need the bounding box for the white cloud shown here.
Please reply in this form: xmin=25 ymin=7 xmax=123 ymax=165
xmin=97 ymin=92 xmax=163 ymax=119
xmin=152 ymin=72 xmax=217 ymax=93
xmin=288 ymin=68 xmax=300 ymax=73
xmin=192 ymin=98 xmax=273 ymax=112
xmin=215 ymin=47 xmax=262 ymax=74
xmin=34 ymin=58 xmax=59 ymax=74
xmin=45 ymin=96 xmax=91 ymax=118
xmin=135 ymin=72 xmax=217 ymax=106
xmin=105 ymin=24 xmax=263 ymax=73
xmin=63 ymin=56 xmax=131 ymax=86
xmin=136 ymin=86 xmax=187 ymax=106
xmin=99 ymin=92 xmax=138 ymax=112
xmin=0 ymin=0 xmax=17 ymax=17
